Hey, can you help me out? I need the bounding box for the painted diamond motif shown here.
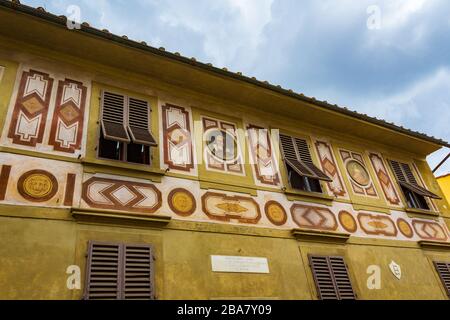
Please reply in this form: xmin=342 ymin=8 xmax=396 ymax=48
xmin=22 ymin=97 xmax=44 ymax=114
xmin=60 ymin=104 xmax=80 ymax=122
xmin=110 ymin=186 xmax=137 ymax=206
xmin=378 ymin=170 xmax=390 ymax=185
xmin=323 ymin=159 xmax=336 ymax=176
xmin=168 ymin=127 xmax=189 ymax=146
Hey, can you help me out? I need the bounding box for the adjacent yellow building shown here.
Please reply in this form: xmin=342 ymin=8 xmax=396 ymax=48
xmin=437 ymin=174 xmax=450 ymax=204
xmin=0 ymin=2 xmax=449 ymax=300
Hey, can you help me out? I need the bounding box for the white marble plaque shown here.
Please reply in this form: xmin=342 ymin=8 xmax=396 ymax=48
xmin=211 ymin=255 xmax=270 ymax=274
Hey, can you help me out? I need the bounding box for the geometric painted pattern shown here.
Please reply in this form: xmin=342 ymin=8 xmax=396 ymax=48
xmin=357 ymin=213 xmax=397 ymax=237
xmin=7 ymin=69 xmax=54 ymax=146
xmin=315 ymin=140 xmax=347 ymax=197
xmin=412 ymin=220 xmax=448 ymax=241
xmin=246 ymin=124 xmax=280 ymax=186
xmin=82 ymin=177 xmax=162 ymax=214
xmin=290 ymin=204 xmax=338 ymax=231
xmin=340 ymin=149 xmax=378 ymax=197
xmin=369 ymin=153 xmax=401 ymax=206
xmin=48 ymin=79 xmax=87 ymax=153
xmin=162 ymin=104 xmax=194 ymax=172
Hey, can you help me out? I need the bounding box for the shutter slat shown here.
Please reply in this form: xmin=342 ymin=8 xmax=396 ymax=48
xmin=123 ymin=244 xmax=154 ymax=300
xmin=127 ymin=98 xmax=157 ymax=146
xmin=101 ymin=91 xmax=130 ymax=143
xmin=434 ymin=261 xmax=450 ymax=298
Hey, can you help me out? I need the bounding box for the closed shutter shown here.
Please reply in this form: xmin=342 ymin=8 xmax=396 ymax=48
xmin=309 ymin=255 xmax=356 ymax=300
xmin=101 ymin=91 xmax=131 ymax=143
xmin=279 ymin=134 xmax=331 ymax=182
xmin=434 ymin=261 xmax=450 ymax=298
xmin=84 ymin=241 xmax=122 ymax=300
xmin=85 ymin=241 xmax=155 ymax=300
xmin=127 ymin=98 xmax=157 ymax=146
xmin=123 ymin=244 xmax=154 ymax=300
xmin=389 ymin=160 xmax=440 ymax=199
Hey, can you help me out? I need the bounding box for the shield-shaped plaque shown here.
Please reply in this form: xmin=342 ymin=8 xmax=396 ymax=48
xmin=389 ymin=261 xmax=401 ymax=280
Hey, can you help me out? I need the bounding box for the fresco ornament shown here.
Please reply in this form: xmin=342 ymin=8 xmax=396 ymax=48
xmin=201 ymin=192 xmax=261 ymax=224
xmin=396 ymin=218 xmax=413 ymax=238
xmin=346 ymin=160 xmax=371 ymax=187
xmin=389 ymin=261 xmax=402 ymax=280
xmin=412 ymin=220 xmax=448 ymax=241
xmin=264 ymin=201 xmax=287 ymax=226
xmin=358 ymin=213 xmax=397 ymax=237
xmin=168 ymin=188 xmax=196 ymax=217
xmin=315 ymin=141 xmax=347 ymax=197
xmin=290 ymin=204 xmax=338 ymax=231
xmin=338 ymin=210 xmax=358 ymax=233
xmin=17 ymin=169 xmax=58 ymax=202
xmin=340 ymin=150 xmax=378 ymax=197
xmin=369 ymin=153 xmax=401 ymax=206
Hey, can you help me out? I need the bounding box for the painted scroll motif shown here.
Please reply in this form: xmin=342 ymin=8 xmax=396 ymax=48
xmin=369 ymin=153 xmax=401 ymax=206
xmin=162 ymin=104 xmax=195 ymax=172
xmin=290 ymin=204 xmax=338 ymax=231
xmin=340 ymin=149 xmax=378 ymax=197
xmin=246 ymin=125 xmax=280 ymax=186
xmin=7 ymin=69 xmax=54 ymax=146
xmin=203 ymin=117 xmax=244 ymax=174
xmin=48 ymin=79 xmax=87 ymax=153
xmin=315 ymin=141 xmax=347 ymax=197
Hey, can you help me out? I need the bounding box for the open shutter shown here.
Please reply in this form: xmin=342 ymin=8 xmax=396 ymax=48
xmin=127 ymin=98 xmax=157 ymax=146
xmin=389 ymin=160 xmax=440 ymax=199
xmin=279 ymin=134 xmax=331 ymax=182
xmin=84 ymin=241 xmax=123 ymax=300
xmin=329 ymin=256 xmax=356 ymax=299
xmin=434 ymin=261 xmax=450 ymax=298
xmin=309 ymin=255 xmax=355 ymax=300
xmin=123 ymin=244 xmax=155 ymax=300
xmin=101 ymin=91 xmax=130 ymax=143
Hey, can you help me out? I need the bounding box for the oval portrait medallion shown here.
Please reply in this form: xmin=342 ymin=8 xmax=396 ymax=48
xmin=168 ymin=188 xmax=196 ymax=217
xmin=265 ymin=201 xmax=287 ymax=226
xmin=346 ymin=160 xmax=371 ymax=186
xmin=338 ymin=210 xmax=358 ymax=233
xmin=18 ymin=170 xmax=58 ymax=202
xmin=205 ymin=129 xmax=239 ymax=163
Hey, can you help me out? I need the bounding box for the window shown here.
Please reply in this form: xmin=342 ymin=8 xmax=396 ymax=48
xmin=434 ymin=261 xmax=450 ymax=298
xmin=279 ymin=134 xmax=331 ymax=193
xmin=308 ymin=255 xmax=356 ymax=300
xmin=98 ymin=91 xmax=157 ymax=165
xmin=84 ymin=241 xmax=155 ymax=300
xmin=388 ymin=160 xmax=440 ymax=210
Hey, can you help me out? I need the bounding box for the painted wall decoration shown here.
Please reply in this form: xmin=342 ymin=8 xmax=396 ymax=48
xmin=7 ymin=69 xmax=54 ymax=146
xmin=48 ymin=79 xmax=87 ymax=153
xmin=396 ymin=218 xmax=413 ymax=239
xmin=315 ymin=141 xmax=347 ymax=198
xmin=264 ymin=200 xmax=287 ymax=226
xmin=412 ymin=220 xmax=448 ymax=241
xmin=0 ymin=153 xmax=82 ymax=207
xmin=201 ymin=192 xmax=261 ymax=224
xmin=161 ymin=104 xmax=195 ymax=173
xmin=17 ymin=169 xmax=58 ymax=202
xmin=369 ymin=153 xmax=401 ymax=206
xmin=246 ymin=125 xmax=280 ymax=186
xmin=81 ymin=177 xmax=162 ymax=214
xmin=357 ymin=213 xmax=397 ymax=237
xmin=202 ymin=117 xmax=244 ymax=174
xmin=168 ymin=188 xmax=196 ymax=217
xmin=290 ymin=204 xmax=338 ymax=231
xmin=340 ymin=150 xmax=378 ymax=197
xmin=338 ymin=210 xmax=358 ymax=233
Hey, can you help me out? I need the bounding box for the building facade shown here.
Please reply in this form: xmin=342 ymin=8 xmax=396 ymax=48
xmin=0 ymin=1 xmax=450 ymax=300
xmin=437 ymin=174 xmax=450 ymax=205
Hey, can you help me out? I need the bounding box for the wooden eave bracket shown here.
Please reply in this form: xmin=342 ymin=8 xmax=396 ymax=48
xmin=418 ymin=240 xmax=450 ymax=251
xmin=71 ymin=207 xmax=171 ymax=228
xmin=292 ymin=228 xmax=350 ymax=244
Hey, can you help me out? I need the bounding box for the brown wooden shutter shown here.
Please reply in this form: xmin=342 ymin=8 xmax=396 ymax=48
xmin=434 ymin=261 xmax=450 ymax=298
xmin=279 ymin=134 xmax=331 ymax=182
xmin=123 ymin=244 xmax=154 ymax=300
xmin=309 ymin=254 xmax=356 ymax=300
xmin=101 ymin=91 xmax=131 ymax=143
xmin=85 ymin=242 xmax=155 ymax=300
xmin=84 ymin=241 xmax=122 ymax=300
xmin=127 ymin=98 xmax=157 ymax=146
xmin=389 ymin=160 xmax=440 ymax=199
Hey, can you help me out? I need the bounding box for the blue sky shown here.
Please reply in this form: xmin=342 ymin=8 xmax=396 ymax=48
xmin=22 ymin=0 xmax=450 ymax=176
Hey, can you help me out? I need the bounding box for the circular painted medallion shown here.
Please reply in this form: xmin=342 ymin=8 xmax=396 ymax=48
xmin=17 ymin=170 xmax=58 ymax=202
xmin=397 ymin=218 xmax=413 ymax=238
xmin=168 ymin=188 xmax=196 ymax=217
xmin=338 ymin=210 xmax=358 ymax=233
xmin=346 ymin=160 xmax=371 ymax=186
xmin=205 ymin=129 xmax=238 ymax=163
xmin=265 ymin=201 xmax=287 ymax=226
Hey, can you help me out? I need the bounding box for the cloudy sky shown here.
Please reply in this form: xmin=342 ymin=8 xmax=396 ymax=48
xmin=22 ymin=0 xmax=450 ymax=176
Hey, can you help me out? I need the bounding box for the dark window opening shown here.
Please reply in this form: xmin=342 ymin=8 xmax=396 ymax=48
xmin=287 ymin=164 xmax=322 ymax=193
xmin=99 ymin=131 xmax=124 ymax=161
xmin=99 ymin=131 xmax=150 ymax=165
xmin=401 ymin=186 xmax=429 ymax=210
xmin=127 ymin=142 xmax=150 ymax=165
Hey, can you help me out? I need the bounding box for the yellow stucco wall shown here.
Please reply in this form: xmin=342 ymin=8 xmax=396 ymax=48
xmin=438 ymin=175 xmax=450 ymax=204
